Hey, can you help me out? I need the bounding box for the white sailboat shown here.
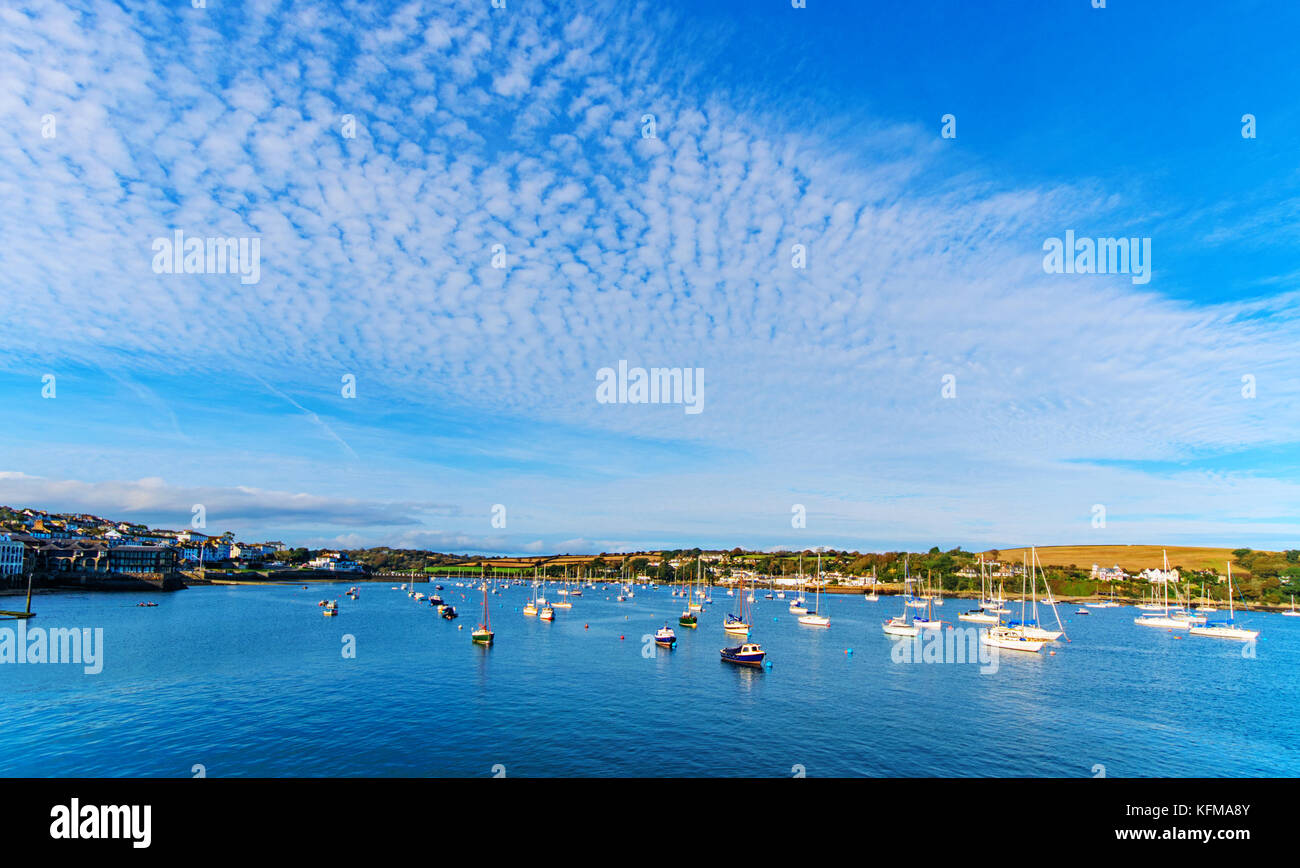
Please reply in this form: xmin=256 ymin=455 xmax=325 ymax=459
xmin=883 ymin=558 xmax=920 ymax=637
xmin=980 ymin=553 xmax=1057 ymax=653
xmin=1283 ymin=595 xmax=1300 ymax=618
xmin=1134 ymin=551 xmax=1187 ymax=629
xmin=1014 ymin=549 xmax=1065 ymax=641
xmin=912 ymin=570 xmax=943 ymax=629
xmin=797 ymin=553 xmax=830 ymax=627
xmin=960 ymin=556 xmax=1000 ymax=624
xmin=863 ymin=565 xmax=879 ymax=602
xmin=788 ymin=554 xmax=809 ymax=614
xmin=1089 ymin=584 xmax=1119 ymax=608
xmin=1189 ymin=564 xmax=1259 ymax=640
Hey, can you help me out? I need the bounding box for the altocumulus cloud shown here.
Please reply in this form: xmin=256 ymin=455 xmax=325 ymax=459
xmin=1 ymin=0 xmax=1300 ymax=549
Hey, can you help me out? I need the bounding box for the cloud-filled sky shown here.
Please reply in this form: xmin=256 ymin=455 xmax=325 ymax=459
xmin=3 ymin=0 xmax=1300 ymax=554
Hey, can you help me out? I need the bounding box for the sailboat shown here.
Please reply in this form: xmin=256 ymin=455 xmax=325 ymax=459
xmin=552 ymin=568 xmax=574 ymax=609
xmin=471 ymin=581 xmax=494 ymax=645
xmin=1012 ymin=549 xmax=1066 ymax=640
xmin=1090 ymin=583 xmax=1120 ymax=608
xmin=912 ymin=570 xmax=943 ymax=629
xmin=797 ymin=553 xmax=831 ymax=627
xmin=960 ymin=557 xmax=1000 ymax=623
xmin=1189 ymin=564 xmax=1259 ymax=640
xmin=1283 ymin=595 xmax=1300 ymax=618
xmin=1136 ymin=583 xmax=1164 ymax=612
xmin=788 ymin=554 xmax=809 ymax=614
xmin=863 ymin=565 xmax=879 ymax=602
xmin=724 ymin=570 xmax=751 ymax=635
xmin=1194 ymin=580 xmax=1217 ymax=613
xmin=1134 ymin=551 xmax=1188 ymax=629
xmin=679 ymin=564 xmax=698 ymax=628
xmin=688 ymin=556 xmax=704 ymax=612
xmin=980 ymin=558 xmax=1053 ymax=653
xmin=883 ymin=566 xmax=921 ymax=637
xmin=523 ymin=572 xmax=539 ymax=616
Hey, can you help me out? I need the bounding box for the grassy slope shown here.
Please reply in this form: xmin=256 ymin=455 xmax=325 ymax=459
xmin=984 ymin=545 xmax=1254 ymax=576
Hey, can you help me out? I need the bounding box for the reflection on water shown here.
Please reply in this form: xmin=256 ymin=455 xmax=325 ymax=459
xmin=1 ymin=581 xmax=1298 ymax=777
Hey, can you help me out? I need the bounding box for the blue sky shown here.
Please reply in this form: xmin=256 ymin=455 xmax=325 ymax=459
xmin=3 ymin=0 xmax=1300 ymax=554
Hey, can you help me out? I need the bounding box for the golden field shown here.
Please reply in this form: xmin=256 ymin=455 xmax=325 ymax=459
xmin=984 ymin=545 xmax=1256 ymax=576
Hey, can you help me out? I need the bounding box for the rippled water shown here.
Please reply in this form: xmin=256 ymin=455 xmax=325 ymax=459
xmin=2 ymin=582 xmax=1297 ymax=777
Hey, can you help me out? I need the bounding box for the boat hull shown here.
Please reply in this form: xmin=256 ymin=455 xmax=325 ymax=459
xmin=719 ymin=648 xmax=765 ymax=667
xmin=1188 ymin=625 xmax=1258 ymax=640
xmin=1134 ymin=616 xmax=1186 ymax=628
xmin=980 ymin=632 xmax=1044 ymax=653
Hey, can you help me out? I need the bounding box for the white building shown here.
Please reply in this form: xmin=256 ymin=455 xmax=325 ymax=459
xmin=0 ymin=534 xmax=27 ymax=575
xmin=308 ymin=552 xmax=364 ymax=572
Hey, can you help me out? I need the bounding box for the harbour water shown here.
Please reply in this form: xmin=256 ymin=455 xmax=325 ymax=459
xmin=2 ymin=582 xmax=1297 ymax=777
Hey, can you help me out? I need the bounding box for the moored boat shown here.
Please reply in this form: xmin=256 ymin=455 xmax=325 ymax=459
xmin=720 ymin=642 xmax=765 ymax=667
xmin=1189 ymin=564 xmax=1259 ymax=640
xmin=472 ymin=582 xmax=494 ymax=645
xmin=981 ymin=624 xmax=1045 ymax=653
xmin=654 ymin=625 xmax=677 ymax=647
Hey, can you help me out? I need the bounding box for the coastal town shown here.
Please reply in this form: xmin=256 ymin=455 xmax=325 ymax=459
xmin=1 ymin=504 xmax=1295 ymax=609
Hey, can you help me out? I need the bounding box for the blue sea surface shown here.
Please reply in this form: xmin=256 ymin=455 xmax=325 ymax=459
xmin=2 ymin=583 xmax=1297 ymax=777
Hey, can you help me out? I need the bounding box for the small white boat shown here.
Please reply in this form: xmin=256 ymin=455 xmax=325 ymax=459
xmin=958 ymin=609 xmax=999 ymax=624
xmin=1282 ymin=596 xmax=1300 ymax=618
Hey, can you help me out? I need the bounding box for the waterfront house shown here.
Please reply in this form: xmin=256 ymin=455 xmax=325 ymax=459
xmin=0 ymin=533 xmax=27 ymax=579
xmin=108 ymin=545 xmax=178 ymax=575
